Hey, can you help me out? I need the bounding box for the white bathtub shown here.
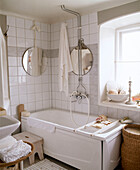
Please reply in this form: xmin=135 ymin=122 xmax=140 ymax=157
xmin=21 ymin=109 xmax=124 ymax=170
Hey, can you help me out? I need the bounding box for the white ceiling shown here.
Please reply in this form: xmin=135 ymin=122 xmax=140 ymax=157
xmin=0 ymin=0 xmax=137 ymax=23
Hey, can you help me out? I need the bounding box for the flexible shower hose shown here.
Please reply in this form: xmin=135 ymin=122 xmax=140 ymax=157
xmin=70 ymin=91 xmax=90 ymax=126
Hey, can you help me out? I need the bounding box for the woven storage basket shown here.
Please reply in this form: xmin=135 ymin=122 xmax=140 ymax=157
xmin=121 ymin=124 xmax=140 ymax=170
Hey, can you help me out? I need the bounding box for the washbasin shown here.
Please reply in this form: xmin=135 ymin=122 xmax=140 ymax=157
xmin=0 ymin=115 xmax=20 ymax=139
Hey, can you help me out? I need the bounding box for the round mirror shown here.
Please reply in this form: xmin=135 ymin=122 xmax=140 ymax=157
xmin=22 ymin=47 xmax=47 ymax=76
xmin=71 ymin=43 xmax=93 ymax=75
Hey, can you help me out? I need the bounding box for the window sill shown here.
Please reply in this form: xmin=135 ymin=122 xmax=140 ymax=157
xmin=99 ymin=100 xmax=140 ymax=112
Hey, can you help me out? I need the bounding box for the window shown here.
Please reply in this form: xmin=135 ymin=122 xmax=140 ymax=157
xmin=115 ymin=25 xmax=140 ymax=96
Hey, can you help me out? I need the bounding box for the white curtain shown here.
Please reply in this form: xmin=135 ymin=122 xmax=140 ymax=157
xmin=0 ymin=27 xmax=10 ymax=112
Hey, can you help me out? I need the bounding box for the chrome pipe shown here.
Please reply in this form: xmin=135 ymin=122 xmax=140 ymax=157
xmin=61 ymin=5 xmax=81 ymax=40
xmin=61 ymin=5 xmax=86 ymax=93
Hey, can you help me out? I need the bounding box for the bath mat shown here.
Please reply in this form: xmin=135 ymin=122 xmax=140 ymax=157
xmin=24 ymin=158 xmax=67 ymax=170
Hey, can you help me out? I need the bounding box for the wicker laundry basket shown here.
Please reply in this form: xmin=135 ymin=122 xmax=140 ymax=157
xmin=121 ymin=124 xmax=140 ymax=170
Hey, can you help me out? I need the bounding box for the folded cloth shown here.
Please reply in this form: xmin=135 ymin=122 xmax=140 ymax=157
xmin=21 ymin=110 xmax=30 ymax=117
xmin=0 ymin=140 xmax=31 ymax=163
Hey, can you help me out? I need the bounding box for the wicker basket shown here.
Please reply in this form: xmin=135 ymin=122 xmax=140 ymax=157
xmin=121 ymin=124 xmax=140 ymax=170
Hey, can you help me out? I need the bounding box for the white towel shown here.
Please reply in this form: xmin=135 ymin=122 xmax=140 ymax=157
xmin=58 ymin=23 xmax=73 ymax=96
xmin=30 ymin=47 xmax=42 ymax=75
xmin=0 ymin=140 xmax=31 ymax=163
xmin=0 ymin=27 xmax=10 ymax=110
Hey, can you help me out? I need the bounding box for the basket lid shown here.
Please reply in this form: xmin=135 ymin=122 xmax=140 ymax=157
xmin=123 ymin=124 xmax=140 ymax=139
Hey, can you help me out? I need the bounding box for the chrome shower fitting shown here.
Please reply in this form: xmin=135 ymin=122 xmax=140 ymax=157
xmin=61 ymin=5 xmax=81 ymax=40
xmin=70 ymin=91 xmax=88 ymax=104
xmin=61 ymin=5 xmax=88 ymax=97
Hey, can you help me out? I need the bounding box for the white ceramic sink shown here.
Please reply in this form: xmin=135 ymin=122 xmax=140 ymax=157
xmin=0 ymin=115 xmax=20 ymax=139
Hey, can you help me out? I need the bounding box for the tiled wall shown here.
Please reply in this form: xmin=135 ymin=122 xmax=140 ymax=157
xmin=50 ymin=13 xmax=140 ymax=123
xmin=7 ymin=16 xmax=51 ymax=118
xmin=6 ymin=13 xmax=140 ymax=122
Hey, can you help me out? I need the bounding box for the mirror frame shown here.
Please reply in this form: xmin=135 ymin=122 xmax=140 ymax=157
xmin=70 ymin=44 xmax=94 ymax=76
xmin=22 ymin=47 xmax=46 ymax=77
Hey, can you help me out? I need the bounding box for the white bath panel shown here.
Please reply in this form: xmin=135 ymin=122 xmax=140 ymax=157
xmin=24 ymin=159 xmax=67 ymax=170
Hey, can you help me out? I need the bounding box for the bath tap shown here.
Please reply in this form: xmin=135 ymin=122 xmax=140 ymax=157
xmin=70 ymin=91 xmax=90 ymax=126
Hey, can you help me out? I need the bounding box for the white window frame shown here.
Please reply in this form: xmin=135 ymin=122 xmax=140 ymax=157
xmin=115 ymin=24 xmax=140 ymax=80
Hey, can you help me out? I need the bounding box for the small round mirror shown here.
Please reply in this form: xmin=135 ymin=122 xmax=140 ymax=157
xmin=71 ymin=43 xmax=93 ymax=75
xmin=22 ymin=47 xmax=47 ymax=76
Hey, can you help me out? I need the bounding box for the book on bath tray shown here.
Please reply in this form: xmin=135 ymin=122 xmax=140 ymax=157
xmin=92 ymin=115 xmax=112 ymax=129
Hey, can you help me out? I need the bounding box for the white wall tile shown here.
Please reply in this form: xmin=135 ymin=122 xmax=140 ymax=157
xmin=7 ymin=16 xmax=16 ymax=27
xmin=25 ymin=19 xmax=33 ymax=29
xmin=16 ymin=18 xmax=24 ymax=28
xmin=18 ymin=67 xmax=26 ymax=75
xmin=82 ymin=25 xmax=89 ymax=36
xmin=89 ymin=33 xmax=98 ymax=44
xmin=36 ymin=32 xmax=41 ymax=40
xmin=17 ymin=28 xmax=25 ymax=38
xmin=10 ymin=86 xmax=19 ymax=96
xmin=47 ymin=24 xmax=51 ymax=32
xmin=25 ymin=29 xmax=34 ymax=39
xmin=25 ymin=39 xmax=34 ymax=47
xmin=128 ymin=111 xmax=140 ymax=123
xmin=73 ymin=18 xmax=77 ymax=27
xmin=19 ymin=94 xmax=27 ymax=104
xmin=18 ymin=76 xmax=26 ymax=85
xmin=41 ymin=32 xmax=47 ymax=41
xmin=66 ymin=19 xmax=73 ymax=28
xmin=26 ymin=76 xmax=35 ymax=84
xmin=8 ymin=37 xmax=16 ymax=47
xmin=19 ymin=85 xmax=27 ymax=95
xmin=8 ymin=26 xmax=16 ymax=37
xmin=89 ymin=23 xmax=98 ymax=34
xmin=9 ymin=77 xmax=18 ymax=86
xmin=35 ymin=84 xmax=42 ymax=93
xmin=53 ymin=23 xmax=60 ymax=32
xmin=68 ymin=28 xmax=74 ymax=38
xmin=82 ymin=35 xmax=90 ymax=45
xmin=36 ymin=101 xmax=43 ymax=110
xmin=28 ymin=102 xmax=36 ymax=112
xmin=41 ymin=23 xmax=47 ymax=32
xmin=28 ymin=94 xmax=35 ymax=102
xmin=17 ymin=38 xmax=25 ymax=47
xmin=8 ymin=57 xmax=17 ymax=67
xmin=10 ymin=96 xmax=19 ymax=105
xmin=11 ymin=105 xmax=17 ymax=116
xmin=81 ymin=15 xmax=89 ymax=26
xmin=9 ymin=67 xmax=17 ymax=76
xmin=27 ymin=85 xmax=35 ymax=94
xmin=35 ymin=93 xmax=43 ymax=102
xmin=53 ymin=32 xmax=59 ymax=41
xmin=89 ymin=13 xmax=97 ymax=24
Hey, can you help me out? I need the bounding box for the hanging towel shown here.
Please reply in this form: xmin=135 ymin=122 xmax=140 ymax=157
xmin=30 ymin=47 xmax=42 ymax=75
xmin=58 ymin=23 xmax=73 ymax=96
xmin=0 ymin=27 xmax=10 ymax=111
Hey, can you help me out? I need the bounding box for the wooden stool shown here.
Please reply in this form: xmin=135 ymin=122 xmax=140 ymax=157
xmin=13 ymin=131 xmax=44 ymax=165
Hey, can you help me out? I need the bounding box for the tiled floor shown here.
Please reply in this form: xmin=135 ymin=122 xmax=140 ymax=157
xmin=24 ymin=154 xmax=78 ymax=170
xmin=24 ymin=154 xmax=122 ymax=170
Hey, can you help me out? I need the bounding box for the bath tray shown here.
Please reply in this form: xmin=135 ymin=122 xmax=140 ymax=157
xmin=76 ymin=119 xmax=119 ymax=136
